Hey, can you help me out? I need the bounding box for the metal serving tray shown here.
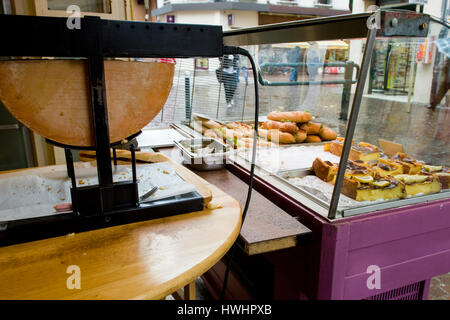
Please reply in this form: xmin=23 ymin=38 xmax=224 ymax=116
xmin=174 ymin=137 xmax=231 ymax=171
xmin=274 ymin=169 xmax=450 ymax=218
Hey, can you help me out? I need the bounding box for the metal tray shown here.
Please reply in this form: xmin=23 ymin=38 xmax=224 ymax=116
xmin=174 ymin=137 xmax=232 ymax=171
xmin=274 ymin=168 xmax=450 ymax=218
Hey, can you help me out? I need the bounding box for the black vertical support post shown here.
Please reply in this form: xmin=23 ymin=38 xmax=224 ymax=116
xmin=85 ymin=17 xmax=114 ymax=213
xmin=185 ymin=71 xmax=191 ymax=121
xmin=64 ymin=148 xmax=78 ymax=215
xmin=65 ymin=148 xmax=76 ymax=189
xmin=340 ymin=61 xmax=354 ymax=120
xmin=130 ymin=144 xmax=138 ymax=206
xmin=113 ymin=147 xmax=117 ymax=166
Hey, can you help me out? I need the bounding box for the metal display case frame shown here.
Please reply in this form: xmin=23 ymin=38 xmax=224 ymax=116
xmin=210 ymin=10 xmax=450 ymax=300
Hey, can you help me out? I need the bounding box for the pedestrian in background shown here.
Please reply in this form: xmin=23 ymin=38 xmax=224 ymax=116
xmin=216 ymin=55 xmax=238 ymax=109
xmin=288 ymin=46 xmax=301 ymax=82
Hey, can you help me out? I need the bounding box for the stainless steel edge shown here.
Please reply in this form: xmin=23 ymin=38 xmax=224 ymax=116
xmin=328 ymin=26 xmax=378 ymax=219
xmin=223 ymin=13 xmax=372 ymax=46
xmin=341 ymin=191 xmax=450 ymax=217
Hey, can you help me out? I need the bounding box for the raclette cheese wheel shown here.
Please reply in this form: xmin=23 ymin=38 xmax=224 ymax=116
xmin=0 ymin=60 xmax=174 ymax=147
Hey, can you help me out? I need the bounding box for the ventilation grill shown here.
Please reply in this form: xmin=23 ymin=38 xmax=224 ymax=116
xmin=366 ymin=281 xmax=425 ymax=300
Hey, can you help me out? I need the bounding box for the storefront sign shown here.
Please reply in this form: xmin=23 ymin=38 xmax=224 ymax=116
xmin=416 ymin=37 xmax=433 ymax=64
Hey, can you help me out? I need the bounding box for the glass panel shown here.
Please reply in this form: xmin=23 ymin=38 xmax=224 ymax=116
xmin=334 ymin=19 xmax=450 ymax=217
xmin=47 ymin=0 xmax=112 ymax=13
xmin=146 ymin=14 xmax=449 ymax=220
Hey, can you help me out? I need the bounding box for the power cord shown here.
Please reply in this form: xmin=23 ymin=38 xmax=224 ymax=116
xmin=220 ymin=46 xmax=259 ymax=299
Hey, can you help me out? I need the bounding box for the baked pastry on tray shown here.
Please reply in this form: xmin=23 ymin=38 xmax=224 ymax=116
xmin=420 ymin=165 xmax=450 ymax=190
xmin=395 ymin=174 xmax=442 ymax=196
xmin=392 ymin=152 xmax=423 ymax=174
xmin=312 ymin=158 xmax=338 ymax=182
xmin=328 ymin=140 xmax=380 ymax=162
xmin=373 ymin=158 xmax=404 ymax=177
xmin=342 ymin=174 xmax=405 ymax=201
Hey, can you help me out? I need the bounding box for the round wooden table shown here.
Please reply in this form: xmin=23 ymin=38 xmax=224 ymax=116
xmin=0 ymin=166 xmax=241 ymax=300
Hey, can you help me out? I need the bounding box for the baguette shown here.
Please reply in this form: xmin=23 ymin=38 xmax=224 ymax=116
xmin=261 ymin=120 xmax=299 ymax=134
xmin=267 ymin=111 xmax=312 ymax=123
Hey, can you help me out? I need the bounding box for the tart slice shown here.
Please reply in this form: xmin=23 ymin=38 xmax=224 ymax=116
xmin=420 ymin=165 xmax=450 ymax=190
xmin=312 ymin=158 xmax=338 ymax=182
xmin=342 ymin=175 xmax=405 ymax=201
xmin=395 ymin=174 xmax=442 ymax=196
xmin=328 ymin=140 xmax=380 ymax=162
xmin=373 ymin=158 xmax=404 ymax=177
xmin=392 ymin=152 xmax=423 ymax=174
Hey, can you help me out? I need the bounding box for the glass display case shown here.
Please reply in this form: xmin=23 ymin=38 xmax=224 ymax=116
xmin=156 ymin=10 xmax=449 ymax=220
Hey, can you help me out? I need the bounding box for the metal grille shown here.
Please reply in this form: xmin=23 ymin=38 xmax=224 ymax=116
xmin=366 ymin=281 xmax=425 ymax=300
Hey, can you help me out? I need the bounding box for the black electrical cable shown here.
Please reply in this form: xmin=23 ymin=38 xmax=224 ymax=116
xmin=220 ymin=46 xmax=259 ymax=299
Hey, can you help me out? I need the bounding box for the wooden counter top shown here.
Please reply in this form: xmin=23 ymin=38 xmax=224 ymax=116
xmin=0 ymin=161 xmax=241 ymax=300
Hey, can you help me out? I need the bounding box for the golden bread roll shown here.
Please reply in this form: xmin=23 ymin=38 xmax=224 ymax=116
xmin=319 ymin=126 xmax=338 ymax=141
xmin=294 ymin=129 xmax=307 ymax=143
xmin=299 ymin=122 xmax=322 ymax=135
xmin=268 ymin=129 xmax=296 ymax=144
xmin=305 ymin=135 xmax=322 ymax=143
xmin=203 ymin=119 xmax=222 ymax=129
xmin=262 ymin=120 xmax=298 ymax=134
xmin=267 ymin=111 xmax=312 ymax=123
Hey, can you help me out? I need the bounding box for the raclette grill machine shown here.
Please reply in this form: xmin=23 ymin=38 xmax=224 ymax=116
xmin=0 ymin=14 xmax=227 ymax=245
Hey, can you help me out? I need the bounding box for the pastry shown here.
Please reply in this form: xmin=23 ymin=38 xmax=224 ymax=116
xmin=312 ymin=158 xmax=338 ymax=182
xmin=392 ymin=152 xmax=423 ymax=174
xmin=342 ymin=175 xmax=405 ymax=201
xmin=267 ymin=110 xmax=312 ymax=123
xmin=305 ymin=135 xmax=322 ymax=143
xmin=395 ymin=174 xmax=442 ymax=196
xmin=373 ymin=158 xmax=403 ymax=177
xmin=329 ymin=140 xmax=380 ymax=162
xmin=420 ymin=165 xmax=450 ymax=189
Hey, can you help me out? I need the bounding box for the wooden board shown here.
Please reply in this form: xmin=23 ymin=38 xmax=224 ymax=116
xmin=0 ymin=60 xmax=174 ymax=147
